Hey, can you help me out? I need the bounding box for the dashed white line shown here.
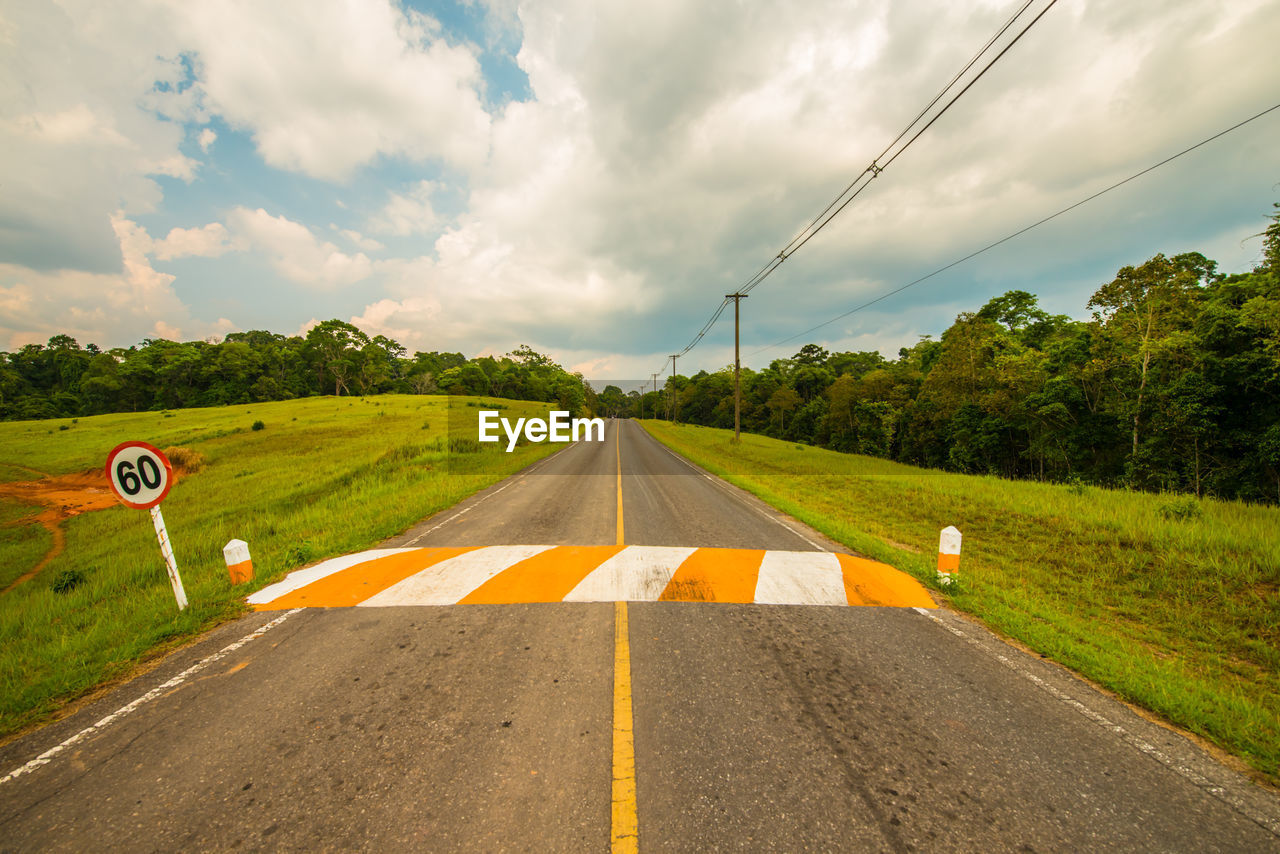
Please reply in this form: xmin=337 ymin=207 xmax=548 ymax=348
xmin=637 ymin=426 xmax=827 ymax=551
xmin=404 ymin=443 xmax=576 ymax=546
xmin=405 ymin=480 xmax=516 ymax=545
xmin=912 ymin=607 xmax=1280 ymax=837
xmin=1 ymin=609 xmax=301 ymax=786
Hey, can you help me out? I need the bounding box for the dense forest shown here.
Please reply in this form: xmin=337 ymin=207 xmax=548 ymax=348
xmin=0 ymin=321 xmax=592 ymax=421
xmin=605 ymin=204 xmax=1280 ymax=503
xmin=4 ymin=206 xmax=1277 ymax=502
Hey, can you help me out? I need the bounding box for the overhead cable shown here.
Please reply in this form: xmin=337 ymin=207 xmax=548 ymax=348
xmin=654 ymin=0 xmax=1061 ymax=374
xmin=734 ymin=0 xmax=1061 ymax=295
xmin=748 ymin=100 xmax=1280 ymax=357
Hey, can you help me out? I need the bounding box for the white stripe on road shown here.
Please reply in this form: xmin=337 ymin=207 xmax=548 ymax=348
xmin=564 ymin=546 xmax=696 ymax=602
xmin=357 ymin=545 xmax=552 ymax=607
xmin=246 ymin=549 xmax=416 ymax=605
xmin=753 ymin=550 xmax=846 ymax=605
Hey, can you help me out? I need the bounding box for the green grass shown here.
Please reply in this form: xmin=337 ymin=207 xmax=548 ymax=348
xmin=0 ymin=395 xmax=563 ymax=737
xmin=0 ymin=501 xmax=50 ymax=590
xmin=640 ymin=420 xmax=1280 ymax=785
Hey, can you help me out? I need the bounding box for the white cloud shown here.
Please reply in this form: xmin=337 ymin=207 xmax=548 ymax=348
xmin=0 ymin=213 xmax=222 ymax=349
xmin=0 ymin=2 xmax=192 ymax=272
xmin=152 ymin=222 xmax=239 ymax=260
xmin=3 ymin=0 xmax=1279 ymax=368
xmin=394 ymin=0 xmax=1280 ymax=366
xmin=5 ymin=103 xmax=128 ymax=146
xmin=226 ymin=207 xmax=372 ymax=287
xmin=164 ymin=0 xmax=492 ymax=181
xmin=332 ymin=226 xmax=386 ymax=252
xmin=367 ymin=181 xmax=441 ymax=236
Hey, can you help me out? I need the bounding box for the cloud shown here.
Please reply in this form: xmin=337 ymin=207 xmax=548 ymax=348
xmin=0 ymin=213 xmax=221 ymax=350
xmin=3 ymin=0 xmax=1279 ymax=369
xmin=5 ymin=103 xmax=129 ymax=146
xmin=151 ymin=222 xmax=239 ymax=260
xmin=333 ymin=227 xmax=386 ymax=253
xmin=367 ymin=181 xmax=441 ymax=237
xmin=165 ymin=0 xmax=492 ymax=180
xmin=0 ymin=2 xmax=191 ymax=273
xmin=225 ymin=207 xmax=372 ymax=287
xmin=398 ymin=0 xmax=1280 ymax=367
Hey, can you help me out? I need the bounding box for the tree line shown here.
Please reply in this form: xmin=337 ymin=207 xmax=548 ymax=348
xmin=0 ymin=321 xmax=590 ymax=420
xmin=6 ymin=205 xmax=1277 ymax=502
xmin=599 ymin=204 xmax=1280 ymax=503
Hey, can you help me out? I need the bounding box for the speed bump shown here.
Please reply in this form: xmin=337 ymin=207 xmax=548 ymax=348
xmin=249 ymin=546 xmax=935 ymax=610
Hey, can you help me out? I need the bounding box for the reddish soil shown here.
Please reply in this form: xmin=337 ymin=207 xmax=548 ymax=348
xmin=0 ymin=469 xmax=126 ymax=593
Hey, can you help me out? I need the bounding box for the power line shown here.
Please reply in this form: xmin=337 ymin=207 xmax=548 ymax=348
xmin=736 ymin=0 xmax=1061 ymax=295
xmin=654 ymin=0 xmax=1062 ymax=378
xmin=652 ymin=296 xmax=730 ymax=376
xmin=747 ymin=100 xmax=1280 ymax=358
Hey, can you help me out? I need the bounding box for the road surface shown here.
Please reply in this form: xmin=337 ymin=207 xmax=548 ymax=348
xmin=2 ymin=419 xmax=1277 ymax=851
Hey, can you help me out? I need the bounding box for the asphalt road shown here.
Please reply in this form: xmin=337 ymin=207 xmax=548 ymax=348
xmin=2 ymin=419 xmax=1278 ymax=851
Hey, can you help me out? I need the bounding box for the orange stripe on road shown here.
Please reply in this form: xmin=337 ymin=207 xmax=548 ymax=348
xmin=459 ymin=545 xmax=626 ymax=604
xmin=837 ymin=553 xmax=936 ymax=608
xmin=659 ymin=547 xmax=765 ymax=603
xmin=254 ymin=547 xmax=479 ymax=610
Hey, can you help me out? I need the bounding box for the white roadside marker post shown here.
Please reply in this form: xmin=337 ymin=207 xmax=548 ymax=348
xmin=223 ymin=539 xmax=253 ymax=585
xmin=105 ymin=441 xmax=187 ymax=611
xmin=151 ymin=505 xmax=188 ymax=609
xmin=938 ymin=526 xmax=961 ymax=586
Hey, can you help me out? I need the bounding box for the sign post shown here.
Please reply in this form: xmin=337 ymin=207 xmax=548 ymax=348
xmin=105 ymin=441 xmax=187 ymax=610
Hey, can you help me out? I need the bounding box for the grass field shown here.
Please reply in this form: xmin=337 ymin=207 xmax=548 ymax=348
xmin=639 ymin=419 xmax=1280 ymax=785
xmin=0 ymin=395 xmax=562 ymax=739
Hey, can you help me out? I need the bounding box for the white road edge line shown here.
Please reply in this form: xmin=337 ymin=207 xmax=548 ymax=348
xmin=911 ymin=607 xmax=1280 ymax=838
xmin=1 ymin=608 xmax=302 ymax=786
xmin=637 ymin=426 xmax=827 ymax=551
xmin=403 ymin=439 xmax=578 ymax=547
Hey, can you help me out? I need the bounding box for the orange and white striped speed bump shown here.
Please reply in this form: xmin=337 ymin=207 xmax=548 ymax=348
xmin=248 ymin=546 xmax=935 ymax=610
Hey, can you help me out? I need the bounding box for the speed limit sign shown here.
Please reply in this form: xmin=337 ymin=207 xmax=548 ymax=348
xmin=105 ymin=441 xmax=173 ymax=509
xmin=105 ymin=441 xmax=186 ymax=609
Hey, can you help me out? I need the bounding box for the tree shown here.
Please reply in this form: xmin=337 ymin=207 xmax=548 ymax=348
xmin=508 ymin=345 xmax=553 ymax=367
xmin=793 ymin=344 xmax=829 ymax=366
xmin=1088 ymin=253 xmax=1211 ymax=462
xmin=1254 ymin=202 xmax=1280 ymax=275
xmin=978 ymin=290 xmax=1048 ymax=332
xmin=766 ymin=386 xmax=800 ymax=433
xmin=597 ymin=385 xmax=626 ymax=416
xmin=305 ymin=320 xmax=368 ymax=396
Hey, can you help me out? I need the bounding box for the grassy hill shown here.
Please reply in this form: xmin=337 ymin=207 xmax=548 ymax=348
xmin=639 ymin=419 xmax=1280 ymax=785
xmin=0 ymin=395 xmax=561 ymax=738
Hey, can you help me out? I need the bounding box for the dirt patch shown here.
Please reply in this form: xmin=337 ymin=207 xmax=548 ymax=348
xmin=0 ymin=469 xmax=128 ymax=593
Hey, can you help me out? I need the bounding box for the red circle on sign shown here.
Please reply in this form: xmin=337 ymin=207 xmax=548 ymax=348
xmin=104 ymin=441 xmax=173 ymax=509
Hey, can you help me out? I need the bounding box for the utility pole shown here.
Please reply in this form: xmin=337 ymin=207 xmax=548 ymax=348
xmin=726 ymin=293 xmax=747 ymax=443
xmin=651 ymin=373 xmax=659 ymax=421
xmin=669 ymin=355 xmax=679 ymax=422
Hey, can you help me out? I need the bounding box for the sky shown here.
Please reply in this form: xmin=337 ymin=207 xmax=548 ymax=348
xmin=2 ymin=0 xmax=1278 ymax=381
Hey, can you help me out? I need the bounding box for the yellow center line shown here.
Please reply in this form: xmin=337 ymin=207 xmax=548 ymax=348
xmin=611 ymin=600 xmax=638 ymax=853
xmin=616 ymin=421 xmax=624 ymax=547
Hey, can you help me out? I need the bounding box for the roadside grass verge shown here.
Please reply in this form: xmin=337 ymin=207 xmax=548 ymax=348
xmin=639 ymin=420 xmax=1280 ymax=785
xmin=0 ymin=395 xmax=562 ymax=739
